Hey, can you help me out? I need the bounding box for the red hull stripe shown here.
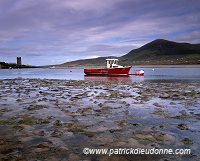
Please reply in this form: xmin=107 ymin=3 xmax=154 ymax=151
xmin=84 ymin=66 xmax=132 ymax=75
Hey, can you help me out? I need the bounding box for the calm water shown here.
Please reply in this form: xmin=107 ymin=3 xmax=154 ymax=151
xmin=0 ymin=67 xmax=199 ymax=83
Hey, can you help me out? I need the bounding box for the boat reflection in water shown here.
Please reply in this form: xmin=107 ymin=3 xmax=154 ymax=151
xmin=84 ymin=75 xmax=144 ymax=83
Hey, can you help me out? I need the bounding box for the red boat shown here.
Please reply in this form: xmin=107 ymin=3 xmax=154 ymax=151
xmin=84 ymin=59 xmax=132 ymax=76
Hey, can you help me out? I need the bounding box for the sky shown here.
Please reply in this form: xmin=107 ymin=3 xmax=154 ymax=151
xmin=0 ymin=0 xmax=199 ymax=65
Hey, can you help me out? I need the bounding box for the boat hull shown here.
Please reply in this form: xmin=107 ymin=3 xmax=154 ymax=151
xmin=84 ymin=66 xmax=132 ymax=76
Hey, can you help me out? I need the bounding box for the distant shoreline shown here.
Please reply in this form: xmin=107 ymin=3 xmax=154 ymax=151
xmin=48 ymin=64 xmax=200 ymax=68
xmin=132 ymin=64 xmax=200 ymax=68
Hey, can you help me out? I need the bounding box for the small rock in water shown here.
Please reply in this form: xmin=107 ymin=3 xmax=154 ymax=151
xmin=181 ymin=138 xmax=193 ymax=144
xmin=153 ymin=102 xmax=165 ymax=108
xmin=176 ymin=124 xmax=189 ymax=130
xmin=36 ymin=142 xmax=51 ymax=149
xmin=179 ymin=110 xmax=188 ymax=116
xmin=159 ymin=124 xmax=164 ymax=128
xmin=159 ymin=93 xmax=170 ymax=99
xmin=16 ymin=98 xmax=23 ymax=102
xmin=26 ymin=104 xmax=48 ymax=111
xmin=53 ymin=120 xmax=63 ymax=126
xmin=36 ymin=130 xmax=45 ymax=136
xmin=57 ymin=146 xmax=69 ymax=152
xmin=98 ymin=103 xmax=103 ymax=107
xmin=51 ymin=129 xmax=63 ymax=137
xmin=130 ymin=122 xmax=141 ymax=127
xmin=115 ymin=120 xmax=127 ymax=127
xmin=34 ymin=142 xmax=51 ymax=152
xmin=170 ymin=102 xmax=176 ymax=105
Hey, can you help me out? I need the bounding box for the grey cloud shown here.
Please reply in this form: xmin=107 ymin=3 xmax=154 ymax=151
xmin=174 ymin=31 xmax=200 ymax=44
xmin=0 ymin=0 xmax=199 ymax=65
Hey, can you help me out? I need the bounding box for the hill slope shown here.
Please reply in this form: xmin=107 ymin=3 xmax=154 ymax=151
xmin=58 ymin=39 xmax=200 ymax=66
xmin=119 ymin=39 xmax=200 ymax=65
xmin=58 ymin=56 xmax=117 ymax=67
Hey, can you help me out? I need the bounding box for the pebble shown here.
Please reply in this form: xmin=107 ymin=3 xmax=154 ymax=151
xmin=160 ymin=93 xmax=170 ymax=99
xmin=181 ymin=138 xmax=193 ymax=144
xmin=176 ymin=124 xmax=189 ymax=130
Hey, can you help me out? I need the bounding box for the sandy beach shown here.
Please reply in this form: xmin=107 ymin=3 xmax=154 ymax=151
xmin=0 ymin=79 xmax=199 ymax=161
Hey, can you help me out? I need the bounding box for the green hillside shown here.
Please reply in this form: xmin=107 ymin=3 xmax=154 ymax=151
xmin=58 ymin=39 xmax=200 ymax=66
xmin=119 ymin=39 xmax=200 ymax=65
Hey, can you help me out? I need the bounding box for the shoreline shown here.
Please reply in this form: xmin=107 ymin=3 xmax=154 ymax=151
xmin=39 ymin=64 xmax=200 ymax=68
xmin=1 ymin=64 xmax=199 ymax=70
xmin=132 ymin=64 xmax=200 ymax=68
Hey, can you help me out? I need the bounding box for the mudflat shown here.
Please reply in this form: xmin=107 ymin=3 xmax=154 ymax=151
xmin=0 ymin=79 xmax=199 ymax=161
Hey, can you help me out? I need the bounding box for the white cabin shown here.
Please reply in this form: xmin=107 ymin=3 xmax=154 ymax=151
xmin=106 ymin=59 xmax=123 ymax=68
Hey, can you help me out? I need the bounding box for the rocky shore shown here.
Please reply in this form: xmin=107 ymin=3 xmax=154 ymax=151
xmin=0 ymin=79 xmax=199 ymax=161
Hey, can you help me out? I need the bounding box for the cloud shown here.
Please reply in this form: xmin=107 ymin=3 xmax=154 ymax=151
xmin=173 ymin=31 xmax=200 ymax=43
xmin=84 ymin=55 xmax=100 ymax=59
xmin=0 ymin=0 xmax=199 ymax=65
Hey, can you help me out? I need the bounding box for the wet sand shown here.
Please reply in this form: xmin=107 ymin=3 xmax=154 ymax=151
xmin=0 ymin=79 xmax=199 ymax=161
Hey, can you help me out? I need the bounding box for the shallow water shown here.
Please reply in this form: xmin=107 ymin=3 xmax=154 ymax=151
xmin=0 ymin=67 xmax=199 ymax=83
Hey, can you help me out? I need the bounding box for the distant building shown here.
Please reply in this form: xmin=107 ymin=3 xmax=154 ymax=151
xmin=17 ymin=57 xmax=22 ymax=66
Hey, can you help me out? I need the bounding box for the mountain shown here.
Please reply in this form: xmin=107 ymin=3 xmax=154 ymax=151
xmin=58 ymin=39 xmax=200 ymax=66
xmin=119 ymin=39 xmax=200 ymax=65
